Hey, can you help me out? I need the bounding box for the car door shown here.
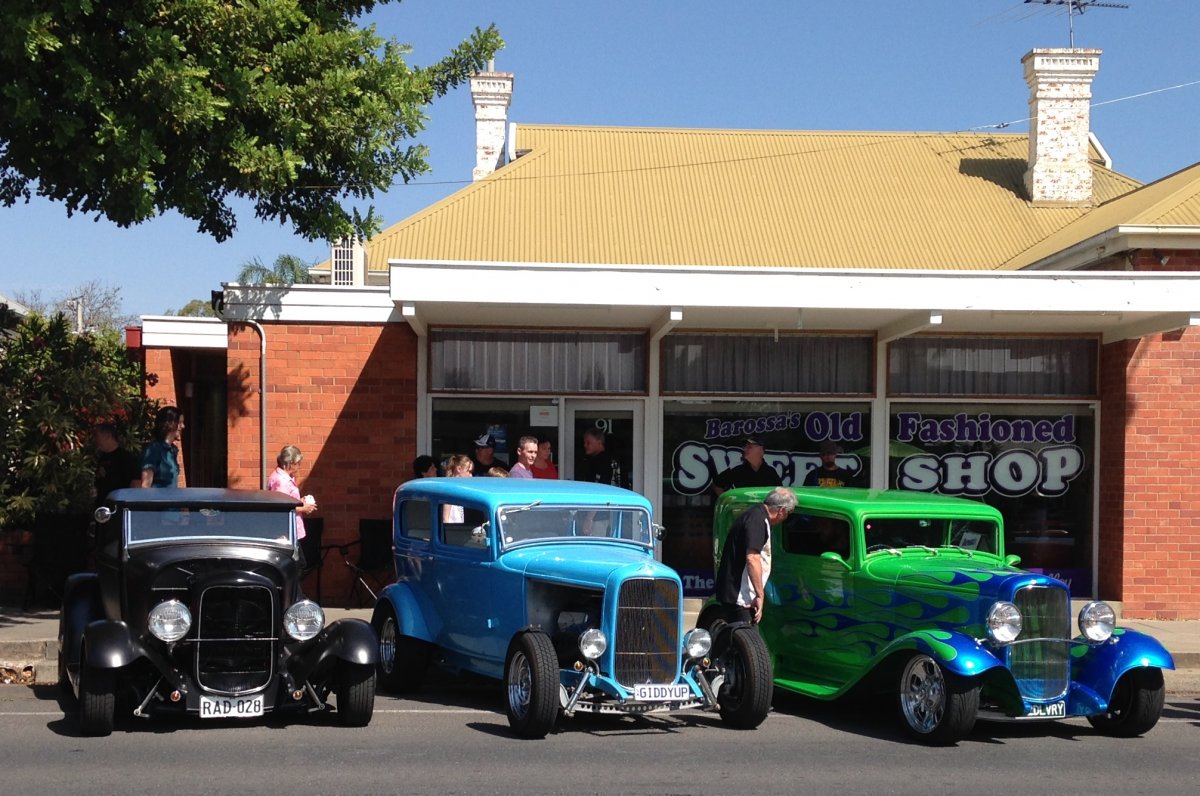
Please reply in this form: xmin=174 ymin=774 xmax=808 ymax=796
xmin=764 ymin=510 xmax=861 ymax=690
xmin=432 ymin=502 xmax=512 ymax=671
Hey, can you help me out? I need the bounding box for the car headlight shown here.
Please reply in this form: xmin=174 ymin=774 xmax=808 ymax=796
xmin=1078 ymin=601 xmax=1116 ymax=642
xmin=284 ymin=600 xmax=325 ymax=642
xmin=148 ymin=600 xmax=192 ymax=642
xmin=986 ymin=601 xmax=1022 ymax=643
xmin=578 ymin=628 xmax=607 ymax=660
xmin=684 ymin=628 xmax=712 ymax=659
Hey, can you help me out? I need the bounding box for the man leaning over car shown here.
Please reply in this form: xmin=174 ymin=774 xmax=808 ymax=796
xmin=715 ymin=487 xmax=796 ymax=624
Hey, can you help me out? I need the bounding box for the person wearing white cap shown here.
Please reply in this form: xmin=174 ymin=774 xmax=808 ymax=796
xmin=471 ymin=432 xmax=506 ymax=476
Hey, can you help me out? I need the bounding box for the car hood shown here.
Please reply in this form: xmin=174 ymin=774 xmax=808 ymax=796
xmin=502 ymin=543 xmax=673 ymax=589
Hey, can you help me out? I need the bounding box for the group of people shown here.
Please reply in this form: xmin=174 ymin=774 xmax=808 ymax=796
xmin=712 ymin=437 xmax=857 ymax=496
xmin=409 ymin=427 xmax=625 ymax=487
xmin=91 ymin=405 xmax=187 ymax=506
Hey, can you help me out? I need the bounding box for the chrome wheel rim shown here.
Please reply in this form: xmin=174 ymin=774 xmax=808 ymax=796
xmin=900 ymin=655 xmax=946 ymax=734
xmin=379 ymin=617 xmax=397 ymax=675
xmin=507 ymin=651 xmax=532 ymax=720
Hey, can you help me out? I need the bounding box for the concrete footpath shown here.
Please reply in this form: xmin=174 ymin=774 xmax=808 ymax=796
xmin=3 ymin=601 xmax=1199 ymax=693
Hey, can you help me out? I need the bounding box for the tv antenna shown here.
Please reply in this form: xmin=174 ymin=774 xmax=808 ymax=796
xmin=1023 ymin=0 xmax=1130 ymax=48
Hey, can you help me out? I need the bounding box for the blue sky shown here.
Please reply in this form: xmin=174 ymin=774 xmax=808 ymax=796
xmin=3 ymin=1 xmax=1197 ymax=318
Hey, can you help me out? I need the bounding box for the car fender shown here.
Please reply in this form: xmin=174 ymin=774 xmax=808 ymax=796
xmin=82 ymin=620 xmax=146 ymax=670
xmin=377 ymin=582 xmax=439 ymax=643
xmin=878 ymin=628 xmax=1007 ymax=679
xmin=289 ymin=619 xmax=380 ymax=683
xmin=1072 ymin=629 xmax=1175 ymax=703
xmin=59 ymin=573 xmax=104 ymax=672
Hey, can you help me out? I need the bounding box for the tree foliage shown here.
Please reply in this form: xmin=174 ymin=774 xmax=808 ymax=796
xmin=0 ymin=2 xmax=503 ymax=242
xmin=15 ymin=279 xmax=136 ymax=332
xmin=237 ymin=253 xmax=313 ymax=286
xmin=0 ymin=311 xmax=156 ymax=529
xmin=164 ymin=298 xmax=217 ymax=317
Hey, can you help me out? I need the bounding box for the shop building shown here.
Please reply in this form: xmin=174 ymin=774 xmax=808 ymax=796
xmin=136 ymin=49 xmax=1200 ymax=616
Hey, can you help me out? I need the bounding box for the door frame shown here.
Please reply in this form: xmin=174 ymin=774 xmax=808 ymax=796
xmin=561 ymin=399 xmax=646 ymax=495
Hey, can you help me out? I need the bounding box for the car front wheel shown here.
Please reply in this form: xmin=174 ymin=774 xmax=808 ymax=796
xmin=716 ymin=626 xmax=773 ymax=729
xmin=336 ymin=662 xmax=376 ymax=727
xmin=1087 ymin=667 xmax=1165 ymax=737
xmin=504 ymin=631 xmax=559 ymax=739
xmin=897 ymin=653 xmax=978 ymax=745
xmin=78 ymin=659 xmax=116 ymax=737
xmin=372 ymin=602 xmax=429 ymax=694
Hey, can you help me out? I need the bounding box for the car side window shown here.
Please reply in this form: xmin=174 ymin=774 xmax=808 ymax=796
xmin=441 ymin=506 xmax=489 ymax=548
xmin=402 ymin=500 xmax=432 ymax=541
xmin=781 ymin=513 xmax=851 ymax=559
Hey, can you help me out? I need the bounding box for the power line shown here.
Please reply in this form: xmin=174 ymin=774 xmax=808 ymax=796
xmin=970 ymin=78 xmax=1200 ymax=131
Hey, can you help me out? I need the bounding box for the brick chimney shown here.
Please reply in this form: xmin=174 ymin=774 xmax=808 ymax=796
xmin=470 ymin=65 xmax=514 ymax=181
xmin=1022 ymin=48 xmax=1101 ymax=206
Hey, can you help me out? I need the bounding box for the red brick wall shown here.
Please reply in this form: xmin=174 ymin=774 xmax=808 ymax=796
xmin=1099 ymin=250 xmax=1200 ymax=618
xmin=226 ymin=322 xmax=418 ymax=603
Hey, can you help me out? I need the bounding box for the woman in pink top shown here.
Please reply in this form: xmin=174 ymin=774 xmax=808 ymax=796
xmin=268 ymin=446 xmax=317 ymax=565
xmin=532 ymin=439 xmax=559 ymax=480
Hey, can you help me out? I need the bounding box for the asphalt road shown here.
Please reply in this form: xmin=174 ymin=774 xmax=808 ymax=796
xmin=2 ymin=676 xmax=1197 ymax=796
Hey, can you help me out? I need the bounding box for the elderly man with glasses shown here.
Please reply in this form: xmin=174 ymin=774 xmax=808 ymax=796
xmin=714 ymin=487 xmax=797 ymax=625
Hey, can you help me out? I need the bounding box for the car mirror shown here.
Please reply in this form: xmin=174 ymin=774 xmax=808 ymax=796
xmin=1004 ymin=554 xmax=1022 ymax=568
xmin=820 ymin=551 xmax=851 ymax=570
xmin=94 ymin=506 xmax=113 ymax=524
xmin=652 ymin=523 xmax=665 ymax=541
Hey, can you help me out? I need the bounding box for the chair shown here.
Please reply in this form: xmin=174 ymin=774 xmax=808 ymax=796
xmin=326 ymin=519 xmax=393 ymax=606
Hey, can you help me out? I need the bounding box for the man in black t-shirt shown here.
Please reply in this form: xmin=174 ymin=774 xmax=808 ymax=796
xmin=578 ymin=428 xmax=624 ymax=487
xmin=803 ymin=440 xmax=856 ymax=488
xmin=93 ymin=423 xmax=140 ymax=508
xmin=713 ymin=438 xmax=782 ymax=497
xmin=715 ymin=487 xmax=796 ymax=624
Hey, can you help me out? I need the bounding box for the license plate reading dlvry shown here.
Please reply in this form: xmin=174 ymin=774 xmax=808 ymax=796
xmin=1027 ymin=700 xmax=1066 ymax=718
xmin=633 ymin=684 xmax=691 ymax=702
xmin=199 ymin=695 xmax=264 ymax=718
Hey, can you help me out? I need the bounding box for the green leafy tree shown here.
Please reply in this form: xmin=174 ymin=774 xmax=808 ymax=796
xmin=164 ymin=299 xmax=217 ymax=317
xmin=237 ymin=253 xmax=314 ymax=286
xmin=0 ymin=312 xmax=156 ymax=529
xmin=0 ymin=3 xmax=503 ymax=242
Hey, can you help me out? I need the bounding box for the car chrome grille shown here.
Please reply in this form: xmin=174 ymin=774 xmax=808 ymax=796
xmin=195 ymin=585 xmax=275 ymax=695
xmin=613 ymin=578 xmax=679 ymax=687
xmin=1008 ymin=585 xmax=1070 ymax=700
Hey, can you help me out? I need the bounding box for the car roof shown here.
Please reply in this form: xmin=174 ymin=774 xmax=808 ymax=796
xmin=396 ymin=478 xmax=653 ymax=512
xmin=718 ymin=486 xmax=1003 ymax=522
xmin=107 ymin=487 xmax=300 ymax=510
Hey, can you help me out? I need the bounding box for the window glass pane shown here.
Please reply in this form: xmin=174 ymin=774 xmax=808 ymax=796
xmin=889 ymin=337 xmax=1097 ymax=397
xmin=402 ymin=500 xmax=431 ymax=541
xmin=780 ymin=513 xmax=851 ymax=559
xmin=889 ymin=403 xmax=1094 ymax=597
xmin=662 ymin=334 xmax=872 ymax=394
xmin=431 ymin=330 xmax=645 ymax=393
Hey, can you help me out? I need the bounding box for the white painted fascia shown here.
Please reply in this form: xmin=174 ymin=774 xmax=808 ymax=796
xmin=218 ymin=283 xmax=398 ymax=323
xmin=140 ymin=316 xmax=228 ymax=349
xmin=1022 ymin=226 xmax=1200 ymax=270
xmin=389 ymin=260 xmax=1200 ymax=315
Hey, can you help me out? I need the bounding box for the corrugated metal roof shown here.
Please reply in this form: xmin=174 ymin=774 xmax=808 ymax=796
xmin=338 ymin=125 xmax=1155 ymax=272
xmin=1003 ymin=161 xmax=1200 ymax=268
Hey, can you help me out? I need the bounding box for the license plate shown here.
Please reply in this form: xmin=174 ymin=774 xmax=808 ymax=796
xmin=1026 ymin=700 xmax=1066 ymax=718
xmin=199 ymin=695 xmax=264 ymax=718
xmin=632 ymin=684 xmax=691 ymax=702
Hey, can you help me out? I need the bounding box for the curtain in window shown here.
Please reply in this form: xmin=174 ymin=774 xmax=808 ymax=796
xmin=889 ymin=337 xmax=1097 ymax=397
xmin=431 ymin=330 xmax=646 ymax=393
xmin=661 ymin=334 xmax=872 ymax=394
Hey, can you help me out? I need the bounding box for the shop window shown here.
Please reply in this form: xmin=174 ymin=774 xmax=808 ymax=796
xmin=431 ymin=330 xmax=646 ymax=393
xmin=889 ymin=336 xmax=1097 ymax=397
xmin=661 ymin=333 xmax=872 ymax=394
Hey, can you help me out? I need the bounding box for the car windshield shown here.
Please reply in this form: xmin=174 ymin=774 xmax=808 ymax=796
xmin=497 ymin=504 xmax=653 ymax=547
xmin=864 ymin=516 xmax=1000 ymax=555
xmin=127 ymin=508 xmax=295 ymax=546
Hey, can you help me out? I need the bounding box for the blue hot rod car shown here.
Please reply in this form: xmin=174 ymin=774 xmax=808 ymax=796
xmin=372 ymin=479 xmax=772 ymax=738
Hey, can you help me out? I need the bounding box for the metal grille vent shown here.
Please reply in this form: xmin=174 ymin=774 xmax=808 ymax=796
xmin=195 ymin=585 xmax=275 ymax=695
xmin=613 ymin=578 xmax=680 ymax=687
xmin=1009 ymin=585 xmax=1070 ymax=700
